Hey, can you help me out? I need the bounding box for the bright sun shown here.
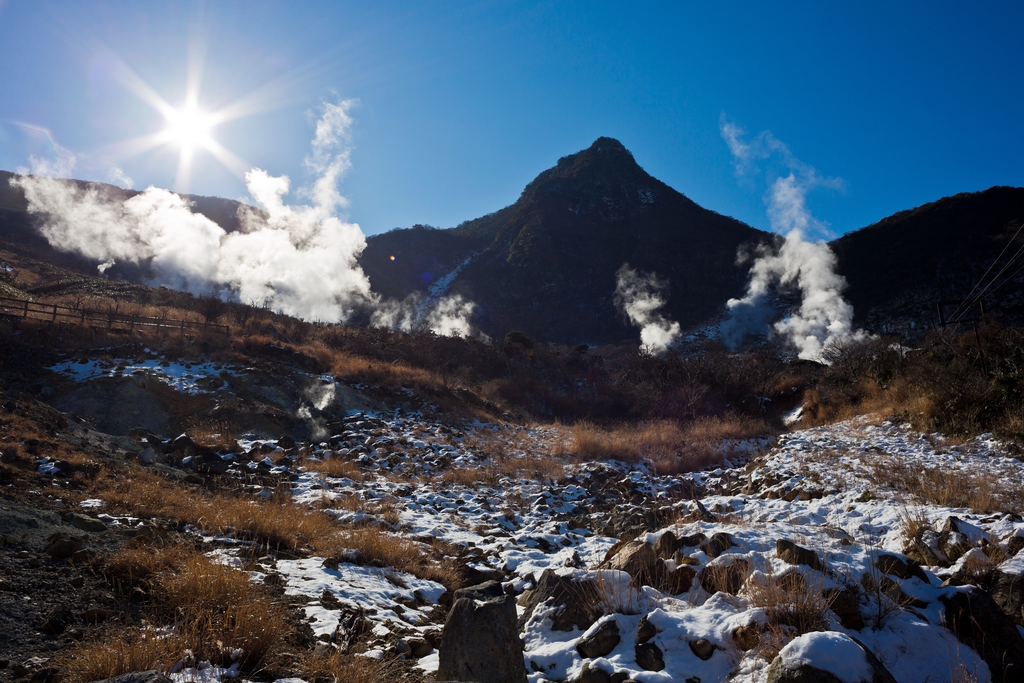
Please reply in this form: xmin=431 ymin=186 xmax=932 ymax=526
xmin=165 ymin=103 xmax=214 ymax=149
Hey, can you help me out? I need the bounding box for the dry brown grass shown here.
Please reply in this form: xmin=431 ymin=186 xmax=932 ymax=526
xmin=62 ymin=548 xmax=288 ymax=682
xmin=88 ymin=469 xmax=338 ymax=552
xmin=744 ymin=570 xmax=832 ymax=661
xmin=183 ymin=417 xmax=239 ymax=451
xmin=869 ymin=459 xmax=1024 ymax=514
xmin=83 ymin=467 xmax=459 ymax=587
xmin=325 ymin=527 xmax=462 ymax=589
xmin=97 ymin=543 xmax=191 ymax=593
xmin=431 ymin=454 xmax=566 ymax=488
xmin=555 ymin=415 xmax=767 ymax=474
xmin=315 ymin=347 xmax=440 ymax=390
xmin=303 ymin=456 xmax=363 ymax=480
xmin=300 ymin=647 xmax=404 ymax=683
xmin=59 ymin=631 xmax=187 ymax=683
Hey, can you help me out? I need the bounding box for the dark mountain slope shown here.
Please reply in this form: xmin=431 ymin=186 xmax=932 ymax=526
xmin=831 ymin=186 xmax=1024 ymax=332
xmin=361 ymin=138 xmax=771 ymax=344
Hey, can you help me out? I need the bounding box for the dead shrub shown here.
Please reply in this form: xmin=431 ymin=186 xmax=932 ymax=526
xmin=97 ymin=544 xmax=190 ymax=594
xmin=60 ymin=631 xmax=185 ymax=683
xmin=869 ymin=459 xmax=1024 ymax=514
xmin=324 ymin=527 xmax=461 ymax=589
xmin=304 ymin=456 xmax=363 ymax=481
xmin=300 ymin=647 xmax=402 ymax=683
xmin=745 ymin=570 xmax=832 ymax=660
xmin=61 ymin=549 xmax=288 ymax=681
xmin=556 ymin=415 xmax=767 ymax=473
xmin=183 ymin=417 xmax=238 ymax=451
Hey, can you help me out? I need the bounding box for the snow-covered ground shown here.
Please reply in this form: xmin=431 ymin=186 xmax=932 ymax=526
xmin=90 ymin=410 xmax=1024 ymax=682
xmin=48 ymin=351 xmax=242 ymax=394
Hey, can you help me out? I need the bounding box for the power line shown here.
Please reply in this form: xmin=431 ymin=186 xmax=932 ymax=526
xmin=946 ymin=222 xmax=1024 ymax=323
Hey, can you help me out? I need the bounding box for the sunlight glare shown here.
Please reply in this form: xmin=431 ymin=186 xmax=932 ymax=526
xmin=165 ymin=102 xmax=214 ymax=150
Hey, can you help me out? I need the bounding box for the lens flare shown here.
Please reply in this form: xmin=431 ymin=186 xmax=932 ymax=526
xmin=165 ymin=102 xmax=214 ymax=149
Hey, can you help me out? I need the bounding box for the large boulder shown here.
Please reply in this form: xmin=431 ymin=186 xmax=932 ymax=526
xmin=766 ymin=631 xmax=897 ymax=683
xmin=873 ymin=553 xmax=929 ymax=583
xmin=939 ymin=516 xmax=985 ymax=564
xmin=436 ymin=582 xmax=528 ymax=683
xmin=517 ymin=569 xmax=599 ymax=632
xmin=576 ymin=620 xmax=621 ymax=659
xmin=904 ymin=527 xmax=948 ymax=567
xmin=702 ymin=532 xmax=736 ymax=559
xmin=941 ymin=585 xmax=1024 ymax=683
xmin=777 ymin=539 xmax=824 ymax=572
xmin=698 ymin=556 xmax=750 ymax=596
xmin=607 ymin=541 xmax=658 ymax=582
xmin=649 ymin=559 xmax=695 ymax=595
xmin=991 ymin=553 xmax=1024 ymax=625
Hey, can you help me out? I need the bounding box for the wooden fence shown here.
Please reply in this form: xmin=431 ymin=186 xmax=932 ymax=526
xmin=0 ymin=296 xmax=229 ymax=337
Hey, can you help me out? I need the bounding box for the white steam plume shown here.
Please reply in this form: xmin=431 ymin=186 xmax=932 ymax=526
xmin=614 ymin=263 xmax=681 ymax=355
xmin=371 ymin=292 xmax=486 ymax=340
xmin=9 ymin=101 xmax=481 ymax=337
xmin=106 ymin=167 xmax=134 ymax=189
xmin=719 ymin=119 xmax=869 ymax=360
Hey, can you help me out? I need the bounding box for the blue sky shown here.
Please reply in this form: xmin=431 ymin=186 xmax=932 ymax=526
xmin=1 ymin=1 xmax=1022 ymax=237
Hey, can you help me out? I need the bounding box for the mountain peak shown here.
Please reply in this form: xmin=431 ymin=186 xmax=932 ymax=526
xmin=587 ymin=136 xmax=630 ymax=154
xmin=552 ymin=137 xmax=638 ymax=172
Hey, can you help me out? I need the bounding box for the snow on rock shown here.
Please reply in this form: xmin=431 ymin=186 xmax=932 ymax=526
xmin=274 ymin=557 xmax=446 ymax=639
xmin=776 ymin=631 xmax=873 ymax=682
xmin=48 ymin=355 xmax=240 ymax=394
xmin=139 ymin=409 xmax=1022 ymax=682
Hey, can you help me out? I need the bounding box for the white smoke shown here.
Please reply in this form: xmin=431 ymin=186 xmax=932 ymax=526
xmin=19 ymin=144 xmax=77 ymax=179
xmin=370 ymin=292 xmax=485 ymax=340
xmin=614 ymin=263 xmax=681 ymax=355
xmin=9 ymin=101 xmax=481 ymax=337
xmin=106 ymin=167 xmax=134 ymax=189
xmin=719 ymin=119 xmax=869 ymax=360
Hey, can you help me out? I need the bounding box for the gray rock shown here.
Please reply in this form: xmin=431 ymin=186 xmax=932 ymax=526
xmin=941 ymin=586 xmax=1024 ymax=683
xmin=991 ymin=557 xmax=1024 ymax=625
xmin=607 ymin=541 xmax=658 ymax=581
xmin=137 ymin=447 xmax=157 ymax=465
xmin=766 ymin=633 xmax=896 ymax=683
xmin=88 ymin=673 xmax=174 ymax=683
xmin=517 ymin=569 xmax=598 ymax=632
xmin=634 ymin=642 xmax=664 ymax=671
xmin=698 ymin=557 xmax=750 ymax=595
xmin=777 ymin=539 xmax=824 ymax=572
xmin=574 ymin=662 xmax=611 ymax=683
xmin=702 ymin=532 xmax=736 ymax=559
xmin=689 ymin=638 xmax=715 ymax=660
xmin=437 ymin=584 xmax=527 ymax=683
xmin=577 ymin=620 xmax=620 ymax=659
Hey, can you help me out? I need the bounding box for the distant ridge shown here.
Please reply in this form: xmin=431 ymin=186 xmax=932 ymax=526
xmin=360 ymin=137 xmax=771 ymax=344
xmin=3 ymin=151 xmax=1024 ymax=344
xmin=832 ymin=186 xmax=1024 ymax=333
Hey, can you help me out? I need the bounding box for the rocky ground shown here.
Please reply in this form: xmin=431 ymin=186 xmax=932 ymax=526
xmin=2 ymin=350 xmax=1024 ymax=683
